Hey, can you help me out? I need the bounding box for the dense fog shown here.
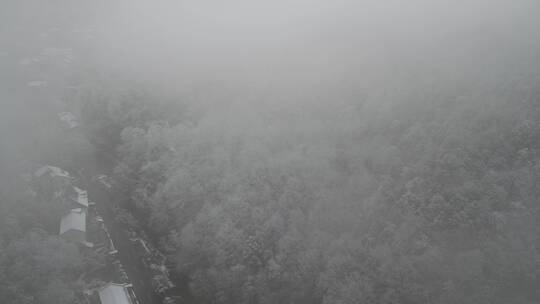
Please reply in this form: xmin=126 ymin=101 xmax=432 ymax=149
xmin=2 ymin=1 xmax=540 ymax=303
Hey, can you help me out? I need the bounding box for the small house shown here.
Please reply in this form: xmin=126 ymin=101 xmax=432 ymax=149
xmin=98 ymin=283 xmax=134 ymax=304
xmin=59 ymin=208 xmax=86 ymax=244
xmin=34 ymin=165 xmax=71 ymax=179
xmin=66 ymin=186 xmax=89 ymax=210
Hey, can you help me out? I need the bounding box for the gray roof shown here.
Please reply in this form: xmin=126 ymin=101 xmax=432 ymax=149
xmin=59 ymin=209 xmax=86 ymax=234
xmin=73 ymin=187 xmax=88 ymax=207
xmin=35 ymin=165 xmax=71 ymax=178
xmin=98 ymin=283 xmax=133 ymax=304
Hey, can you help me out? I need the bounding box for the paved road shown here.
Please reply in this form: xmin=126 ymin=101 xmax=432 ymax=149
xmin=88 ymin=180 xmax=162 ymax=304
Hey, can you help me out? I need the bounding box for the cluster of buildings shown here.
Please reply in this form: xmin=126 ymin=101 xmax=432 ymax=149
xmin=33 ymin=165 xmax=90 ymax=246
xmin=60 ymin=186 xmax=89 ymax=244
xmin=32 ymin=165 xmax=138 ymax=304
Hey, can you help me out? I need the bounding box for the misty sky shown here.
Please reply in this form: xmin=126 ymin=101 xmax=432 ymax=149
xmin=0 ymin=0 xmax=538 ymax=112
xmin=93 ymin=0 xmax=539 ymax=79
xmin=2 ymin=0 xmax=539 ymax=164
xmin=2 ymin=0 xmax=538 ymax=93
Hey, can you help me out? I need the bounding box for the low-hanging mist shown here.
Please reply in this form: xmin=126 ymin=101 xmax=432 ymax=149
xmin=1 ymin=1 xmax=540 ymax=303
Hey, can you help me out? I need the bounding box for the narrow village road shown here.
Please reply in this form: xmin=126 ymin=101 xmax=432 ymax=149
xmin=87 ymin=180 xmax=162 ymax=304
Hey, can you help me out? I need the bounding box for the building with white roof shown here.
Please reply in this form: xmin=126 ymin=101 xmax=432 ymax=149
xmin=98 ymin=283 xmax=134 ymax=304
xmin=34 ymin=165 xmax=71 ymax=179
xmin=59 ymin=208 xmax=86 ymax=244
xmin=67 ymin=186 xmax=89 ymax=209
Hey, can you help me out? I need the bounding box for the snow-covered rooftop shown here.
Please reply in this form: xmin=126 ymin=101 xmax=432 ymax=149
xmin=73 ymin=187 xmax=88 ymax=207
xmin=59 ymin=208 xmax=86 ymax=235
xmin=98 ymin=283 xmax=133 ymax=304
xmin=34 ymin=165 xmax=71 ymax=178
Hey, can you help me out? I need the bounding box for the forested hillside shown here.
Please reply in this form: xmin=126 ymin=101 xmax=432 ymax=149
xmin=80 ymin=59 xmax=540 ymax=304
